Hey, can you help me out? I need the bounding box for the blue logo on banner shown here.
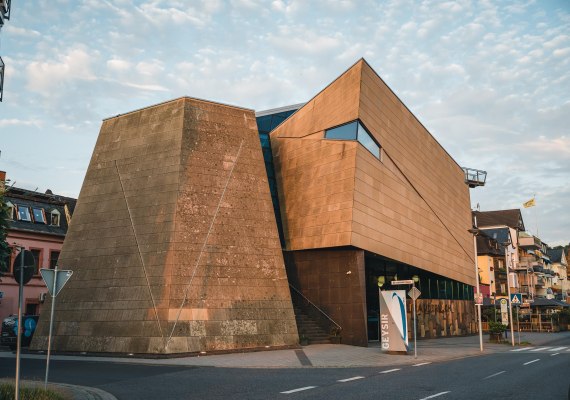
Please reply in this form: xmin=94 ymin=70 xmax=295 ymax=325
xmin=392 ymin=292 xmax=407 ymax=341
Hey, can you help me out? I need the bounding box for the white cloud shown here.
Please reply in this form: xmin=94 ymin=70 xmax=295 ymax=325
xmin=4 ymin=25 xmax=41 ymax=38
xmin=26 ymin=47 xmax=97 ymax=96
xmin=0 ymin=119 xmax=42 ymax=128
xmin=107 ymin=59 xmax=132 ymax=72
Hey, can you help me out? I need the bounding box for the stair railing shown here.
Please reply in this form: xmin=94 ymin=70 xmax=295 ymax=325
xmin=289 ymin=284 xmax=342 ymax=335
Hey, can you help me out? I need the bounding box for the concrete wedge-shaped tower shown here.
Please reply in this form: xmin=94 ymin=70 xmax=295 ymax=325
xmin=32 ymin=98 xmax=298 ymax=354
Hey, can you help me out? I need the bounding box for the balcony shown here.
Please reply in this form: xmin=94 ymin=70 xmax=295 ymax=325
xmin=462 ymin=167 xmax=487 ymax=188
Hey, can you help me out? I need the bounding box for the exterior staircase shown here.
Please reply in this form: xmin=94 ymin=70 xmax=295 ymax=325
xmin=294 ymin=307 xmax=332 ymax=344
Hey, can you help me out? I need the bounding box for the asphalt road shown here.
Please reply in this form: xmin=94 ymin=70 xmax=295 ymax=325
xmin=0 ymin=348 xmax=568 ymax=399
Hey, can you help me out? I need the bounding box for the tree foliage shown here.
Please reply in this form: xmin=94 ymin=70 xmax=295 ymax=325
xmin=0 ymin=184 xmax=11 ymax=274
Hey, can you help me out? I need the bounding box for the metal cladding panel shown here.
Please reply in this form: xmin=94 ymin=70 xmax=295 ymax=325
xmin=31 ymin=98 xmax=298 ymax=355
xmin=272 ymin=59 xmax=474 ymax=285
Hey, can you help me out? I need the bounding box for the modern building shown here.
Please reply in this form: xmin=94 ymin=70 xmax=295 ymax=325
xmin=32 ymin=59 xmax=478 ymax=354
xmin=1 ymin=171 xmax=76 ymax=320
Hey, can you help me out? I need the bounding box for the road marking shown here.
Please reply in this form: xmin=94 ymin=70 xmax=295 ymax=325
xmin=511 ymin=347 xmax=533 ymax=352
xmin=530 ymin=347 xmax=550 ymax=352
xmin=551 ymin=353 xmax=559 ymax=356
xmin=280 ymin=386 xmax=317 ymax=394
xmin=413 ymin=362 xmax=432 ymax=367
xmin=523 ymin=359 xmax=540 ymax=365
xmin=418 ymin=391 xmax=451 ymax=400
xmin=483 ymin=371 xmax=506 ymax=380
xmin=549 ymin=347 xmax=567 ymax=352
xmin=337 ymin=376 xmax=365 ymax=383
xmin=380 ymin=368 xmax=401 ymax=374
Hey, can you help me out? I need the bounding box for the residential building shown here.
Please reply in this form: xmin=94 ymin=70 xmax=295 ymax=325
xmin=546 ymin=248 xmax=568 ymax=301
xmin=473 ymin=209 xmax=524 ymax=300
xmin=474 ymin=232 xmax=504 ymax=299
xmin=1 ymin=172 xmax=76 ymax=320
xmin=32 ymin=59 xmax=477 ymax=355
xmin=519 ymin=232 xmax=554 ymax=300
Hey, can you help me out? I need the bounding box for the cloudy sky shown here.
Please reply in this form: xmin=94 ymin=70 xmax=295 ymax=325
xmin=0 ymin=0 xmax=568 ymax=245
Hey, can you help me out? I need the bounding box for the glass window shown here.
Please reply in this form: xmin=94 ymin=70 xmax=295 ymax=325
xmin=50 ymin=210 xmax=60 ymax=226
xmin=357 ymin=122 xmax=380 ymax=158
xmin=5 ymin=201 xmax=14 ymax=220
xmin=17 ymin=206 xmax=32 ymax=222
xmin=32 ymin=208 xmax=46 ymax=223
xmin=30 ymin=249 xmax=41 ymax=274
xmin=49 ymin=250 xmax=60 ymax=269
xmin=325 ymin=121 xmax=358 ymax=140
xmin=256 ymin=116 xmax=272 ymax=133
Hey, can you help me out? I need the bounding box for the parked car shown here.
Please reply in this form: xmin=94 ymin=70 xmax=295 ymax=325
xmin=1 ymin=315 xmax=39 ymax=350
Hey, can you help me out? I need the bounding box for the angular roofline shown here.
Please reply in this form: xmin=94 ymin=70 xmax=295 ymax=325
xmin=359 ymin=58 xmax=464 ymax=172
xmin=102 ymin=96 xmax=254 ymax=121
xmin=255 ymin=103 xmax=305 ymax=118
xmin=273 ymin=58 xmax=465 ymax=172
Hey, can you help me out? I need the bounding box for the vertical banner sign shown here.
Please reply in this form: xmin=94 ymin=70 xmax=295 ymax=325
xmin=500 ymin=298 xmax=509 ymax=326
xmin=379 ymin=290 xmax=408 ymax=352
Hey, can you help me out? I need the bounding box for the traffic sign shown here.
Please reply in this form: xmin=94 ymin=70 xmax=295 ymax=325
xmin=510 ymin=293 xmax=522 ymax=306
xmin=391 ymin=280 xmax=414 ymax=285
xmin=408 ymin=287 xmax=421 ymax=300
xmin=13 ymin=250 xmax=36 ymax=285
xmin=40 ymin=269 xmax=73 ymax=297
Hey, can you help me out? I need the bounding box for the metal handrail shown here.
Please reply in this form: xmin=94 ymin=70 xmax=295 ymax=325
xmin=289 ymin=284 xmax=341 ymax=332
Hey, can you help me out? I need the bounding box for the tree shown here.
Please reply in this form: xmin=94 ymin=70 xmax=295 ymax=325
xmin=0 ymin=183 xmax=11 ymax=275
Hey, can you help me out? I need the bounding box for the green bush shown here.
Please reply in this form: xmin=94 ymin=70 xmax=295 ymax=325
xmin=488 ymin=321 xmax=508 ymax=334
xmin=0 ymin=383 xmax=66 ymax=400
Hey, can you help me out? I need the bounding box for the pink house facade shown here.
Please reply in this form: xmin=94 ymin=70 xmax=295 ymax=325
xmin=1 ymin=177 xmax=75 ymax=320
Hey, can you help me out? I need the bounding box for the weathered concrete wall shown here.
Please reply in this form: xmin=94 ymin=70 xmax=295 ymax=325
xmin=31 ymin=98 xmax=298 ymax=354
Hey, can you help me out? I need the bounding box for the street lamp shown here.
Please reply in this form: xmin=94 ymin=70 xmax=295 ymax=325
xmin=502 ymin=240 xmax=516 ymax=347
xmin=468 ymin=225 xmax=484 ymax=352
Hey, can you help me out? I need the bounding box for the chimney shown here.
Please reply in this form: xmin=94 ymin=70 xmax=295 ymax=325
xmin=0 ymin=170 xmax=5 ymax=184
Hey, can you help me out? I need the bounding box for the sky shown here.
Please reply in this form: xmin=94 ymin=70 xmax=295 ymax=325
xmin=0 ymin=0 xmax=568 ymax=246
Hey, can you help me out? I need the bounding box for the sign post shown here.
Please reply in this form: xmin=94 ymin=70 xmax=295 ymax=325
xmin=40 ymin=267 xmax=73 ymax=389
xmin=510 ymin=293 xmax=522 ymax=345
xmin=12 ymin=248 xmax=36 ymax=400
xmin=408 ymin=286 xmax=421 ymax=359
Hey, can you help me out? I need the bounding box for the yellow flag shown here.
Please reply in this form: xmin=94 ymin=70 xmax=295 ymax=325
xmin=523 ymin=198 xmax=536 ymax=208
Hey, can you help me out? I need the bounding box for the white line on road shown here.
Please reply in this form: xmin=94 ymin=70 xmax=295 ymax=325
xmin=413 ymin=362 xmax=432 ymax=367
xmin=337 ymin=376 xmax=365 ymax=383
xmin=549 ymin=347 xmax=567 ymax=352
xmin=530 ymin=347 xmax=550 ymax=352
xmin=511 ymin=347 xmax=533 ymax=352
xmin=418 ymin=391 xmax=451 ymax=400
xmin=551 ymin=353 xmax=559 ymax=356
xmin=483 ymin=371 xmax=506 ymax=380
xmin=523 ymin=359 xmax=540 ymax=365
xmin=280 ymin=386 xmax=317 ymax=394
xmin=380 ymin=368 xmax=401 ymax=374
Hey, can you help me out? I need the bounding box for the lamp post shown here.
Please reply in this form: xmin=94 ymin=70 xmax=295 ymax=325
xmin=412 ymin=275 xmax=419 ymax=359
xmin=468 ymin=224 xmax=484 ymax=352
xmin=503 ymin=243 xmax=515 ymax=347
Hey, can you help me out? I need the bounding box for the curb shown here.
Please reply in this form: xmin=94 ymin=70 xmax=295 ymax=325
xmin=0 ymin=379 xmax=117 ymax=400
xmin=55 ymin=382 xmax=118 ymax=400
